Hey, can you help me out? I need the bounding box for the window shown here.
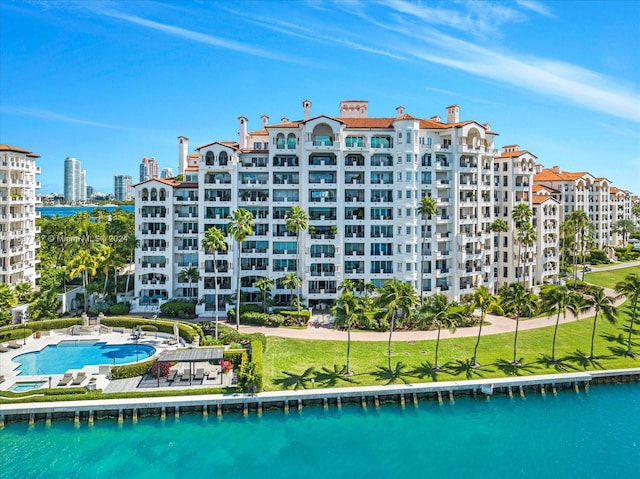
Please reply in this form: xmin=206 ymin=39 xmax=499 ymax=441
xmin=406 ymin=190 xmax=412 ymax=199
xmin=406 ymin=154 xmax=412 ymax=163
xmin=406 ymin=131 xmax=412 ymax=144
xmin=406 ymin=172 xmax=412 ymax=182
xmin=397 ymin=190 xmax=402 ymax=199
xmin=406 ymin=263 xmax=412 ymax=272
xmin=253 ymin=142 xmax=262 ymax=150
xmin=503 ymin=267 xmax=508 ymax=278
xmin=406 ymin=208 xmax=412 ymax=217
xmin=406 ymin=244 xmax=412 ymax=253
xmin=406 ymin=226 xmax=412 ymax=235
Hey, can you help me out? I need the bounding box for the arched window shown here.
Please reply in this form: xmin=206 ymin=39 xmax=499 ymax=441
xmin=219 ymin=151 xmax=228 ymax=166
xmin=312 ymin=124 xmax=334 ymax=146
xmin=150 ymin=188 xmax=158 ymax=201
xmin=141 ymin=188 xmax=149 ymax=201
xmin=275 ymin=133 xmax=285 ymax=149
xmin=205 ymin=151 xmax=214 ymax=165
xmin=287 ymin=133 xmax=296 ymax=149
xmin=159 ymin=188 xmax=166 ymax=201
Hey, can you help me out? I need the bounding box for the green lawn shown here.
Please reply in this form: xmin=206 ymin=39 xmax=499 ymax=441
xmin=263 ymin=265 xmax=640 ymax=391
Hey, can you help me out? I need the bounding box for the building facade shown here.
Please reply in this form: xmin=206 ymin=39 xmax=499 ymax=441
xmin=114 ymin=175 xmax=132 ymax=201
xmin=0 ymin=144 xmax=41 ymax=286
xmin=140 ymin=157 xmax=159 ymax=182
xmin=63 ymin=156 xmax=86 ymax=204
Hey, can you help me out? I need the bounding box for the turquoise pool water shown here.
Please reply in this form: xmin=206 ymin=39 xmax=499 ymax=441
xmin=14 ymin=341 xmax=156 ymax=375
xmin=1 ymin=383 xmax=638 ymax=478
xmin=10 ymin=381 xmax=46 ymax=392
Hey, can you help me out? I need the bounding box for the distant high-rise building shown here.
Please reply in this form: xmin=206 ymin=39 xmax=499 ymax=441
xmin=86 ymin=185 xmax=95 ymax=199
xmin=64 ymin=157 xmax=83 ymax=203
xmin=114 ymin=175 xmax=132 ymax=201
xmin=139 ymin=157 xmax=159 ymax=182
xmin=80 ymin=170 xmax=87 ymax=202
xmin=1 ymin=144 xmax=41 ymax=287
xmin=160 ymin=168 xmax=174 ymax=179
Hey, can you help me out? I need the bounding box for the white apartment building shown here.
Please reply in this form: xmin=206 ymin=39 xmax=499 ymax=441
xmin=0 ymin=144 xmax=41 ymax=287
xmin=64 ymin=156 xmax=86 ymax=204
xmin=132 ymin=101 xmax=556 ymax=314
xmin=114 ymin=175 xmax=132 ymax=201
xmin=532 ymin=186 xmax=561 ymax=286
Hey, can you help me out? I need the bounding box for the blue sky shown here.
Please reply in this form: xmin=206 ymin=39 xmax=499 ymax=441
xmin=1 ymin=0 xmax=639 ymax=194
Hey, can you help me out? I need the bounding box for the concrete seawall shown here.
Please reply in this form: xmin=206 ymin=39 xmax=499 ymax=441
xmin=2 ymin=368 xmax=639 ymax=426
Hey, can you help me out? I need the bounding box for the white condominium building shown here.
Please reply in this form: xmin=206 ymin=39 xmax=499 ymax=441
xmin=132 ymin=100 xmax=554 ymax=314
xmin=0 ymin=144 xmax=41 ymax=287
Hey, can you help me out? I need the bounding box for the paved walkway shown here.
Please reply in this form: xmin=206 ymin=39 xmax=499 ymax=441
xmin=238 ymin=261 xmax=640 ymax=342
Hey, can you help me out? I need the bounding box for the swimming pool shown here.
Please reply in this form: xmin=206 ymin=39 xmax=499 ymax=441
xmin=14 ymin=341 xmax=156 ymax=375
xmin=10 ymin=381 xmax=47 ymax=392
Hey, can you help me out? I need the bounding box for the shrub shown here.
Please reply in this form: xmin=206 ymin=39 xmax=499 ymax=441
xmin=150 ymin=361 xmax=173 ymax=378
xmin=237 ymin=340 xmax=264 ymax=393
xmin=108 ymin=303 xmax=130 ymax=315
xmin=111 ymin=358 xmax=155 ymax=379
xmin=227 ymin=303 xmax=263 ymax=320
xmin=223 ymin=349 xmax=248 ymax=368
xmin=241 ymin=312 xmax=285 ymax=327
xmin=89 ymin=301 xmax=112 ymax=315
xmin=160 ymin=300 xmax=196 ymax=317
xmin=277 ymin=309 xmax=311 ymax=326
xmin=100 ymin=317 xmax=201 ymax=343
xmin=587 ymin=249 xmax=610 ymax=265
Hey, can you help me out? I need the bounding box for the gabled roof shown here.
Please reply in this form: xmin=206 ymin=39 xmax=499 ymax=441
xmin=133 ymin=177 xmax=182 ymax=188
xmin=532 ymin=183 xmax=560 ymax=194
xmin=532 ymin=194 xmax=559 ymax=205
xmin=499 ymin=149 xmax=537 ymax=159
xmin=248 ymin=129 xmax=269 ymax=136
xmin=534 ymin=168 xmax=589 ymax=182
xmin=196 ymin=141 xmax=239 ymax=151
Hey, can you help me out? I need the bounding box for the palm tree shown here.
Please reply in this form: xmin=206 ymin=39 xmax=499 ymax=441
xmin=228 ymin=208 xmax=255 ymax=330
xmin=499 ymin=282 xmax=538 ymax=366
xmin=612 ymin=219 xmax=635 ymax=246
xmin=489 ymin=219 xmax=509 ymax=292
xmin=564 ymin=210 xmax=590 ymax=286
xmin=512 ymin=203 xmax=535 ymax=287
xmin=377 ymin=278 xmax=418 ymax=372
xmin=615 ymin=273 xmax=640 ymax=357
xmin=202 ymin=226 xmax=227 ymax=340
xmin=331 ymin=292 xmax=364 ymax=375
xmin=583 ymin=287 xmax=617 ymax=359
xmin=468 ymin=285 xmax=499 ymax=368
xmin=419 ymin=293 xmax=459 ymax=372
xmin=632 ymin=203 xmax=640 ymax=225
xmin=14 ymin=282 xmax=33 ymax=303
xmin=285 ymin=205 xmax=309 ymax=321
xmin=254 ymin=276 xmax=274 ymax=312
xmin=178 ymin=266 xmax=200 ymax=300
xmin=281 ymin=272 xmax=301 ymax=309
xmin=540 ymin=285 xmax=582 ymax=363
xmin=68 ymin=249 xmax=99 ymax=312
xmin=417 ymin=195 xmax=437 ymax=303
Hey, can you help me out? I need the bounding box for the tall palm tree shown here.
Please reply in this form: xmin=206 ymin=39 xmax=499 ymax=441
xmin=285 ymin=205 xmax=309 ymax=321
xmin=612 ymin=219 xmax=635 ymax=246
xmin=512 ymin=203 xmax=534 ymax=287
xmin=178 ymin=266 xmax=200 ymax=300
xmin=564 ymin=210 xmax=589 ymax=286
xmin=68 ymin=249 xmax=99 ymax=312
xmin=254 ymin=276 xmax=274 ymax=312
xmin=499 ymin=282 xmax=538 ymax=366
xmin=377 ymin=278 xmax=418 ymax=372
xmin=468 ymin=285 xmax=499 ymax=368
xmin=583 ymin=286 xmax=617 ymax=359
xmin=540 ymin=284 xmax=582 ymax=363
xmin=489 ymin=219 xmax=509 ymax=292
xmin=331 ymin=291 xmax=364 ymax=375
xmin=419 ymin=293 xmax=460 ymax=372
xmin=228 ymin=208 xmax=255 ymax=330
xmin=417 ymin=195 xmax=437 ymax=304
xmin=515 ymin=223 xmax=537 ymax=288
xmin=202 ymin=226 xmax=227 ymax=340
xmin=281 ymin=272 xmax=301 ymax=309
xmin=615 ymin=273 xmax=640 ymax=357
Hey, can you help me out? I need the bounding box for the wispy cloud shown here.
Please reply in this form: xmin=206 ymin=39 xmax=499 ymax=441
xmin=97 ymin=8 xmax=300 ymax=64
xmin=423 ymin=86 xmax=497 ymax=105
xmin=2 ymin=106 xmax=133 ymax=130
xmin=516 ymin=0 xmax=556 ymax=18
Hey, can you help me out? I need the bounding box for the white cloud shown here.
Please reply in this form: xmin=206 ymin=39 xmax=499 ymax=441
xmin=515 ymin=0 xmax=556 ymax=18
xmin=1 ymin=106 xmax=133 ymax=130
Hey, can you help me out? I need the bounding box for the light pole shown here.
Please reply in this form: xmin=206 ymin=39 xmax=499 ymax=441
xmin=22 ymin=310 xmax=29 ymax=345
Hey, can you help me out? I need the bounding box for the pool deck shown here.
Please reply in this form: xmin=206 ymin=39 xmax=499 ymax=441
xmin=0 ymin=328 xmax=178 ymax=392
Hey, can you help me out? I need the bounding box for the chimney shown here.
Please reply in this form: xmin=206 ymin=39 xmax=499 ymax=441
xmin=303 ymin=99 xmax=312 ymax=120
xmin=430 ymin=115 xmax=441 ymax=122
xmin=238 ymin=116 xmax=248 ymax=149
xmin=281 ymin=117 xmax=289 ymax=123
xmin=502 ymin=144 xmax=519 ymax=153
xmin=261 ymin=115 xmax=269 ymax=128
xmin=178 ymin=136 xmax=189 ymax=175
xmin=446 ymin=104 xmax=459 ymax=124
xmin=396 ymin=106 xmax=405 ymax=117
xmin=483 ymin=123 xmax=491 ymax=132
xmin=552 ymin=165 xmax=561 ymax=174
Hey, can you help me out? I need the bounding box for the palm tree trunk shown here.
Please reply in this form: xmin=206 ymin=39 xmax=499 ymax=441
xmin=434 ymin=321 xmax=442 ymax=371
xmin=346 ymin=324 xmax=351 ymax=375
xmin=235 ymin=248 xmax=242 ymax=331
xmin=589 ymin=313 xmax=599 ymax=359
xmin=551 ymin=311 xmax=561 ymax=362
xmin=472 ymin=312 xmax=484 ymax=367
xmin=387 ymin=308 xmax=395 ymax=372
xmin=420 ymin=232 xmax=426 ymax=304
xmin=626 ymin=296 xmax=638 ymax=356
xmin=512 ymin=313 xmax=520 ymax=365
xmin=213 ymin=251 xmax=219 ymax=340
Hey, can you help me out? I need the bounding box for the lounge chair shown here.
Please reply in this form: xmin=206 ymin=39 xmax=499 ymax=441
xmin=179 ymin=370 xmax=191 ymax=382
xmin=194 ymin=368 xmax=205 ymax=381
xmin=0 ymin=345 xmax=9 ymax=353
xmin=58 ymin=373 xmax=73 ymax=386
xmin=71 ymin=372 xmax=87 ymax=386
xmin=7 ymin=341 xmax=22 ymax=349
xmin=167 ymin=370 xmax=178 ymax=382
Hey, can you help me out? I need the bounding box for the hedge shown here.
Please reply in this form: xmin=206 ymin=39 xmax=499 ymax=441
xmin=0 ymin=318 xmax=84 ymax=341
xmin=241 ymin=312 xmax=286 ymax=327
xmin=250 ymin=339 xmax=264 ymax=392
xmin=223 ymin=349 xmax=248 ymax=368
xmin=227 ymin=303 xmax=263 ymax=320
xmin=110 ymin=357 xmax=156 ymax=379
xmin=100 ymin=317 xmax=203 ymax=343
xmin=204 ymin=323 xmax=267 ymax=351
xmin=274 ymin=309 xmax=311 ymax=325
xmin=109 ymin=303 xmax=130 ymax=315
xmin=160 ymin=300 xmax=196 ymax=317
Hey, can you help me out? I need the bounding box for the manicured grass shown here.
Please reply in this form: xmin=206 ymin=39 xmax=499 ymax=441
xmin=584 ymin=264 xmax=640 ymax=289
xmin=263 ymin=265 xmax=640 ymax=391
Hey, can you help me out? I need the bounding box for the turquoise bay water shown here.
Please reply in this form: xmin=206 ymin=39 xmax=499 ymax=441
xmin=14 ymin=341 xmax=156 ymax=375
xmin=1 ymin=383 xmax=639 ymax=479
xmin=37 ymin=205 xmax=134 ymax=217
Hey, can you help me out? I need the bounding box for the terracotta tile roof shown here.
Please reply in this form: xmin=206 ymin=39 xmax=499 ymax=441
xmin=248 ymin=129 xmax=268 ymax=136
xmin=418 ymin=119 xmax=447 ymax=129
xmin=266 ymin=121 xmax=303 ymax=128
xmin=534 ymin=168 xmax=588 ymax=182
xmin=342 ymin=117 xmax=397 ymax=128
xmin=499 ymin=149 xmax=537 ymax=159
xmin=532 ymin=183 xmax=560 ymax=194
xmin=532 ymin=194 xmax=559 ymax=205
xmin=0 ymin=144 xmax=40 ymax=157
xmin=185 ymin=166 xmax=198 ymax=171
xmin=133 ymin=177 xmax=182 ymax=188
xmin=196 ymin=141 xmax=239 ymax=151
xmin=187 ymin=153 xmax=198 ymax=159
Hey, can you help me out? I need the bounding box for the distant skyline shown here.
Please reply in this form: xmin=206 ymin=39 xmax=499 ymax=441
xmin=1 ymin=0 xmax=639 ymax=194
